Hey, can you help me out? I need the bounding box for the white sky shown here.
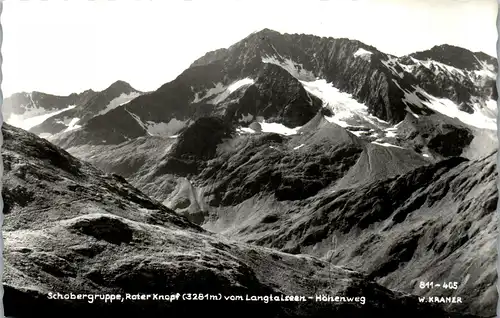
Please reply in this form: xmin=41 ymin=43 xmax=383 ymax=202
xmin=2 ymin=0 xmax=497 ymax=97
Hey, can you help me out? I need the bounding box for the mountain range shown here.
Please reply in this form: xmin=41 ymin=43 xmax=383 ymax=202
xmin=3 ymin=28 xmax=498 ymax=317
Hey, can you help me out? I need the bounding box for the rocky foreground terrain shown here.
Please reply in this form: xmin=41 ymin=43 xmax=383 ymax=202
xmin=2 ymin=123 xmax=483 ymax=318
xmin=3 ymin=29 xmax=498 ymax=317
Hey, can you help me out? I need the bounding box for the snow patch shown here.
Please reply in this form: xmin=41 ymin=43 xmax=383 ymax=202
xmin=239 ymin=113 xmax=254 ymax=123
xmin=461 ymin=128 xmax=497 ymax=160
xmin=212 ymin=78 xmax=254 ymax=104
xmin=62 ymin=117 xmax=82 ymax=133
xmin=391 ymin=80 xmax=428 ymax=110
xmin=236 ymin=127 xmax=256 ymax=134
xmin=486 ymin=99 xmax=497 ymax=112
xmin=98 ymin=92 xmax=141 ymax=116
xmin=260 ymin=122 xmax=300 ymax=136
xmin=372 ymin=141 xmax=406 ymax=149
xmin=192 ymin=78 xmax=254 ymax=105
xmin=301 ymin=79 xmax=389 ymax=129
xmin=405 ymin=106 xmax=420 ymax=118
xmin=193 ymin=83 xmax=225 ymax=103
xmin=353 ymin=48 xmax=373 ymax=61
xmin=293 ymin=144 xmax=305 ymax=150
xmin=394 ymin=81 xmax=497 ymax=130
xmin=55 ymin=116 xmax=75 ymax=126
xmin=385 ymin=131 xmax=397 ymax=138
xmin=324 ymin=115 xmax=349 ymax=128
xmin=228 ymin=78 xmax=254 ymax=93
xmin=262 ymin=55 xmax=315 ymax=81
xmin=350 ymin=130 xmax=367 ymax=137
xmin=6 ymin=104 xmax=77 ymax=130
xmin=381 ymin=57 xmax=404 ymax=78
xmin=473 ymin=56 xmax=497 ymax=79
xmin=146 ymin=118 xmax=189 ymax=137
xmin=235 ymin=120 xmax=299 ymax=136
xmin=384 ymin=127 xmax=398 ymax=138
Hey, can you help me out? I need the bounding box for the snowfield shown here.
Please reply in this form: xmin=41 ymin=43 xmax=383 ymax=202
xmin=192 ymin=78 xmax=255 ymax=104
xmin=392 ymin=79 xmax=497 ymax=130
xmin=260 ymin=122 xmax=300 ymax=136
xmin=123 ymin=108 xmax=190 ymax=138
xmin=62 ymin=117 xmax=82 ymax=133
xmin=6 ymin=104 xmax=76 ymax=130
xmin=300 ymin=79 xmax=390 ymax=130
xmin=146 ymin=118 xmax=190 ymax=137
xmin=236 ymin=121 xmax=300 ymax=136
xmin=98 ymin=92 xmax=141 ymax=116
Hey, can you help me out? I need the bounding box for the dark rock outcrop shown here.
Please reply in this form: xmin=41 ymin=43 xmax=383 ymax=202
xmin=396 ymin=113 xmax=475 ymax=158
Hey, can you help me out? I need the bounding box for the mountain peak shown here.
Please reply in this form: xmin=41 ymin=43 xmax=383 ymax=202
xmin=253 ymin=28 xmax=281 ymax=36
xmin=106 ymin=80 xmax=135 ymax=93
xmin=409 ymin=44 xmax=496 ymax=71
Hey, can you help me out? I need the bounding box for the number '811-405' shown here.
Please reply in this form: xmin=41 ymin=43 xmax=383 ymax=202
xmin=419 ymin=282 xmax=459 ymax=289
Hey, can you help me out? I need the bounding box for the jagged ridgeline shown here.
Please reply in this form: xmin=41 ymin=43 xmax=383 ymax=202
xmin=3 ymin=29 xmax=497 ymax=317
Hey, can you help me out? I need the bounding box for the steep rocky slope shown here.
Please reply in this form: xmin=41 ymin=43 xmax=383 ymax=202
xmin=3 ymin=123 xmax=480 ymax=318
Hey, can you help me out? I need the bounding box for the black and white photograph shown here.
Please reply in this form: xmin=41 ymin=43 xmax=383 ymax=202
xmin=1 ymin=0 xmax=498 ymax=317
